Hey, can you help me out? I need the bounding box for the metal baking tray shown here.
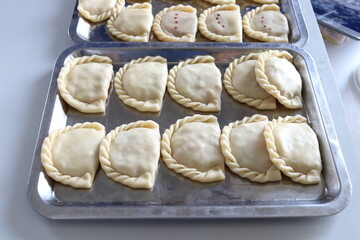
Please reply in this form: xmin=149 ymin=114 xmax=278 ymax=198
xmin=69 ymin=0 xmax=308 ymax=46
xmin=27 ymin=42 xmax=351 ymax=219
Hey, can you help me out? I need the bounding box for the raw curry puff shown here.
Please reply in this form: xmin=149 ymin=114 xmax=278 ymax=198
xmin=199 ymin=4 xmax=242 ymax=42
xmin=221 ymin=115 xmax=281 ymax=183
xmin=255 ymin=50 xmax=302 ymax=109
xmin=243 ymin=4 xmax=289 ymax=43
xmin=57 ymin=55 xmax=113 ymax=113
xmin=41 ymin=122 xmax=105 ymax=189
xmin=114 ymin=56 xmax=168 ymax=112
xmin=161 ymin=115 xmax=225 ymax=183
xmin=99 ymin=121 xmax=160 ymax=189
xmin=203 ymin=0 xmax=236 ymax=4
xmin=264 ymin=115 xmax=322 ymax=184
xmin=78 ymin=0 xmax=125 ymax=22
xmin=223 ymin=53 xmax=276 ymax=109
xmin=153 ymin=5 xmax=198 ymax=42
xmin=107 ymin=3 xmax=153 ymax=42
xmin=167 ymin=55 xmax=222 ymax=112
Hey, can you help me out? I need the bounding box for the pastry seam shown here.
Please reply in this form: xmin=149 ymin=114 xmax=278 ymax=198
xmin=114 ymin=56 xmax=167 ymax=112
xmin=78 ymin=0 xmax=125 ymax=22
xmin=242 ymin=4 xmax=288 ymax=43
xmin=167 ymin=55 xmax=221 ymax=112
xmin=41 ymin=122 xmax=104 ymax=189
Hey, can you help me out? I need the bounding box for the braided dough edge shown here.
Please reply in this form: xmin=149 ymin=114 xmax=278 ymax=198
xmin=153 ymin=5 xmax=197 ymax=42
xmin=78 ymin=0 xmax=125 ymax=23
xmin=264 ymin=115 xmax=322 ymax=184
xmin=223 ymin=53 xmax=276 ymax=109
xmin=161 ymin=114 xmax=225 ymax=183
xmin=107 ymin=3 xmax=153 ymax=42
xmin=221 ymin=114 xmax=281 ymax=182
xmin=203 ymin=0 xmax=236 ymax=5
xmin=41 ymin=122 xmax=105 ymax=189
xmin=99 ymin=120 xmax=160 ymax=189
xmin=251 ymin=0 xmax=279 ymax=4
xmin=198 ymin=4 xmax=242 ymax=42
xmin=114 ymin=56 xmax=167 ymax=112
xmin=255 ymin=50 xmax=303 ymax=109
xmin=242 ymin=4 xmax=288 ymax=43
xmin=167 ymin=55 xmax=221 ymax=112
xmin=57 ymin=55 xmax=113 ymax=113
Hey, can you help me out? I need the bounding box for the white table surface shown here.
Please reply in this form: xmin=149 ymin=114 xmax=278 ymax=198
xmin=1 ymin=1 xmax=359 ymax=239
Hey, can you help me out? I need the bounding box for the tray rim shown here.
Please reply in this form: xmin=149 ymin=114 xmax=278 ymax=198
xmin=26 ymin=43 xmax=351 ymax=219
xmin=68 ymin=0 xmax=309 ymax=47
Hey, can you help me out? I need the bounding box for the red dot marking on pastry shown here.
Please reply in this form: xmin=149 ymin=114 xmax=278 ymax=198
xmin=174 ymin=17 xmax=177 ymax=19
xmin=261 ymin=21 xmax=263 ymax=23
xmin=216 ymin=17 xmax=219 ymax=20
xmin=218 ymin=21 xmax=221 ymax=24
xmin=222 ymin=25 xmax=225 ymax=28
xmin=264 ymin=25 xmax=267 ymax=27
xmin=262 ymin=16 xmax=264 ymax=18
xmin=175 ymin=13 xmax=178 ymax=16
xmin=175 ymin=21 xmax=178 ymax=24
xmin=269 ymin=28 xmax=272 ymax=30
xmin=217 ymin=14 xmax=220 ymax=16
xmin=174 ymin=26 xmax=177 ymax=30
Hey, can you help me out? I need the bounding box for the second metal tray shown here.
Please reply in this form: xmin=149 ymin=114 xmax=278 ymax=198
xmin=69 ymin=0 xmax=308 ymax=46
xmin=27 ymin=43 xmax=350 ymax=219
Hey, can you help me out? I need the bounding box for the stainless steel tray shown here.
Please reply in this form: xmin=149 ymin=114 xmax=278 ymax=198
xmin=69 ymin=0 xmax=308 ymax=46
xmin=27 ymin=43 xmax=351 ymax=219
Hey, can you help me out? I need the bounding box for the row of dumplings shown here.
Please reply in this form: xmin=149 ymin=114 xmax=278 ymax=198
xmin=78 ymin=0 xmax=289 ymax=43
xmin=41 ymin=114 xmax=322 ymax=190
xmin=57 ymin=50 xmax=303 ymax=114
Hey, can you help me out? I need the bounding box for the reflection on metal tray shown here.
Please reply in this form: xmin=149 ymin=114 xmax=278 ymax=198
xmin=69 ymin=0 xmax=308 ymax=46
xmin=27 ymin=43 xmax=351 ymax=219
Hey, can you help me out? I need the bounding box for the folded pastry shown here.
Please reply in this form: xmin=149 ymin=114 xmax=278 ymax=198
xmin=161 ymin=115 xmax=225 ymax=183
xmin=221 ymin=115 xmax=281 ymax=182
xmin=78 ymin=0 xmax=125 ymax=22
xmin=223 ymin=53 xmax=276 ymax=109
xmin=114 ymin=56 xmax=168 ymax=112
xmin=243 ymin=4 xmax=289 ymax=43
xmin=107 ymin=3 xmax=153 ymax=42
xmin=167 ymin=55 xmax=222 ymax=112
xmin=199 ymin=4 xmax=242 ymax=42
xmin=255 ymin=50 xmax=302 ymax=109
xmin=99 ymin=121 xmax=160 ymax=189
xmin=153 ymin=5 xmax=198 ymax=42
xmin=41 ymin=122 xmax=105 ymax=189
xmin=250 ymin=0 xmax=279 ymax=3
xmin=264 ymin=115 xmax=322 ymax=184
xmin=57 ymin=55 xmax=113 ymax=113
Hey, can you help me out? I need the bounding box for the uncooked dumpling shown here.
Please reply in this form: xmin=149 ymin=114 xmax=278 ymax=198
xmin=221 ymin=114 xmax=281 ymax=182
xmin=114 ymin=56 xmax=168 ymax=112
xmin=41 ymin=122 xmax=105 ymax=189
xmin=199 ymin=4 xmax=242 ymax=42
xmin=99 ymin=121 xmax=160 ymax=189
xmin=57 ymin=55 xmax=113 ymax=113
xmin=161 ymin=115 xmax=225 ymax=183
xmin=223 ymin=53 xmax=276 ymax=109
xmin=264 ymin=115 xmax=322 ymax=184
xmin=107 ymin=3 xmax=153 ymax=42
xmin=167 ymin=55 xmax=222 ymax=112
xmin=78 ymin=0 xmax=125 ymax=22
xmin=243 ymin=4 xmax=289 ymax=43
xmin=153 ymin=5 xmax=198 ymax=42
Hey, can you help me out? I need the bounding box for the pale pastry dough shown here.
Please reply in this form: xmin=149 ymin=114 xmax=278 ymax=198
xmin=99 ymin=121 xmax=160 ymax=189
xmin=251 ymin=0 xmax=279 ymax=3
xmin=243 ymin=4 xmax=289 ymax=43
xmin=167 ymin=55 xmax=222 ymax=112
xmin=264 ymin=115 xmax=322 ymax=184
xmin=255 ymin=50 xmax=302 ymax=109
xmin=114 ymin=56 xmax=168 ymax=112
xmin=153 ymin=5 xmax=198 ymax=42
xmin=57 ymin=55 xmax=113 ymax=113
xmin=161 ymin=115 xmax=225 ymax=183
xmin=107 ymin=3 xmax=153 ymax=42
xmin=199 ymin=4 xmax=242 ymax=42
xmin=223 ymin=53 xmax=276 ymax=109
xmin=221 ymin=115 xmax=281 ymax=182
xmin=41 ymin=122 xmax=105 ymax=189
xmin=203 ymin=0 xmax=236 ymax=4
xmin=78 ymin=0 xmax=125 ymax=22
